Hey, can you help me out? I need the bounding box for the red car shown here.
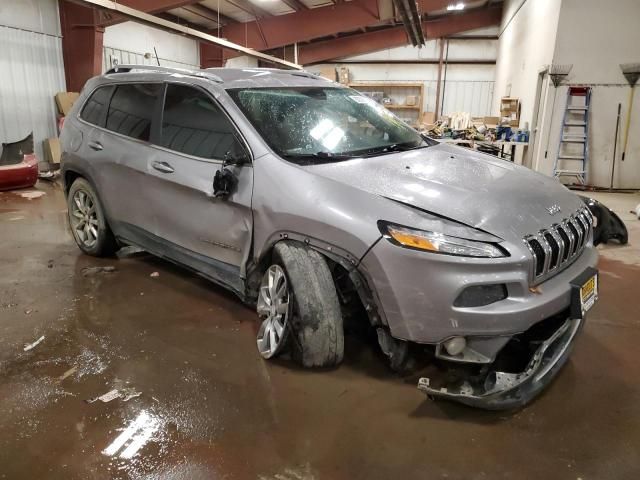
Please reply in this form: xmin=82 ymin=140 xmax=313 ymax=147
xmin=0 ymin=133 xmax=38 ymax=191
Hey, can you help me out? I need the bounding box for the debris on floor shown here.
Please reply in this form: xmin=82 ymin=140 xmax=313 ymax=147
xmin=81 ymin=266 xmax=116 ymax=277
xmin=150 ymin=272 xmax=159 ymax=277
xmin=23 ymin=335 xmax=45 ymax=352
xmin=58 ymin=366 xmax=78 ymax=382
xmin=17 ymin=191 xmax=46 ymax=200
xmin=86 ymin=387 xmax=142 ymax=404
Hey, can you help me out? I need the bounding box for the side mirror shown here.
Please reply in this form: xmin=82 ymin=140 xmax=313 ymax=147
xmin=223 ymin=149 xmax=249 ymax=167
xmin=213 ymin=167 xmax=237 ymax=198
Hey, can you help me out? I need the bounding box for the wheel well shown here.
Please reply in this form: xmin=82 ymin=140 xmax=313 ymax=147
xmin=247 ymin=240 xmax=379 ymax=329
xmin=64 ymin=170 xmax=82 ymax=194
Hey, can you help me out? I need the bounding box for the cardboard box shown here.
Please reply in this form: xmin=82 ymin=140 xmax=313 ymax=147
xmin=405 ymin=95 xmax=417 ymax=106
xmin=422 ymin=111 xmax=436 ymax=125
xmin=483 ymin=116 xmax=500 ymax=128
xmin=317 ymin=66 xmax=336 ymax=82
xmin=43 ymin=138 xmax=61 ymax=164
xmin=55 ymin=92 xmax=79 ymax=116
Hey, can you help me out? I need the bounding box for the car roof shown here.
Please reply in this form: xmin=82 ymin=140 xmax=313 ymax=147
xmin=102 ymin=65 xmax=341 ymax=90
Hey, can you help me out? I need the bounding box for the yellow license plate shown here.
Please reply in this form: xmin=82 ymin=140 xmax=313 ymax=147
xmin=580 ymin=274 xmax=598 ymax=315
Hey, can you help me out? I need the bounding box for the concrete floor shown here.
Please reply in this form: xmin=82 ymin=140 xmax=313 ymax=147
xmin=1 ymin=181 xmax=640 ymax=480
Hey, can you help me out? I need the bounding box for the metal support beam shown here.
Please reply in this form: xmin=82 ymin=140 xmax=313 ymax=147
xmin=59 ymin=0 xmax=104 ymax=92
xmin=97 ymin=0 xmax=203 ymax=26
xmin=181 ymin=4 xmax=237 ymax=26
xmin=222 ymin=0 xmax=380 ymax=54
xmin=280 ymin=0 xmax=309 ymax=11
xmin=72 ymin=0 xmax=301 ymax=69
xmin=298 ymin=6 xmax=501 ymax=64
xmin=225 ymin=0 xmax=273 ymax=18
xmin=200 ymin=42 xmax=224 ymax=68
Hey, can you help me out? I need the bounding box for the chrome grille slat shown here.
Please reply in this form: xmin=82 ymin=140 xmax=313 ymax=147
xmin=524 ymin=207 xmax=592 ymax=283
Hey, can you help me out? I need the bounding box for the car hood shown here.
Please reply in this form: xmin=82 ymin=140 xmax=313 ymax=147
xmin=304 ymin=143 xmax=584 ymax=241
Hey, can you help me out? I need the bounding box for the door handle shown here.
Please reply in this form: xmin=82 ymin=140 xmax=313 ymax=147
xmin=152 ymin=161 xmax=175 ymax=174
xmin=88 ymin=141 xmax=103 ymax=151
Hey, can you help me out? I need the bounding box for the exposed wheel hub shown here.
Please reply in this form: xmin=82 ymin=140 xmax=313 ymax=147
xmin=256 ymin=264 xmax=290 ymax=359
xmin=70 ymin=189 xmax=98 ymax=248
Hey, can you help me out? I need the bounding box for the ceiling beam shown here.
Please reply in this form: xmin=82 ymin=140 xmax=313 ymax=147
xmin=73 ymin=0 xmax=301 ymax=68
xmin=222 ymin=0 xmax=380 ymax=54
xmin=297 ymin=6 xmax=502 ymax=64
xmin=97 ymin=0 xmax=202 ymax=26
xmin=225 ymin=0 xmax=273 ymax=18
xmin=280 ymin=0 xmax=310 ymax=11
xmin=181 ymin=4 xmax=238 ymax=25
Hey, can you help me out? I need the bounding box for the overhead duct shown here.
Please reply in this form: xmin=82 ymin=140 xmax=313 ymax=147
xmin=71 ymin=0 xmax=302 ymax=69
xmin=392 ymin=0 xmax=426 ymax=47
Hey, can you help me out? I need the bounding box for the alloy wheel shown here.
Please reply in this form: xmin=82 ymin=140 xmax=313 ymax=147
xmin=256 ymin=265 xmax=290 ymax=359
xmin=70 ymin=189 xmax=99 ymax=248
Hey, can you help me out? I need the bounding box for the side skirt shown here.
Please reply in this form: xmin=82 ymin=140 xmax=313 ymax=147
xmin=113 ymin=221 xmax=246 ymax=299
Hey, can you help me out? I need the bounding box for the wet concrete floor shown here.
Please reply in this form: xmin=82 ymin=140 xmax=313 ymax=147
xmin=1 ymin=182 xmax=640 ymax=479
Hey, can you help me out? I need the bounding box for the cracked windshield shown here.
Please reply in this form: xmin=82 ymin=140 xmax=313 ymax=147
xmin=229 ymin=87 xmax=431 ymax=164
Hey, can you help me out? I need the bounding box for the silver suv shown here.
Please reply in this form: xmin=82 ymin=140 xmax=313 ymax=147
xmin=61 ymin=65 xmax=598 ymax=409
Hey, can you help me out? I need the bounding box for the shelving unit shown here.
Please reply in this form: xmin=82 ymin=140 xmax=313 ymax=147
xmin=348 ymin=81 xmax=425 ymax=127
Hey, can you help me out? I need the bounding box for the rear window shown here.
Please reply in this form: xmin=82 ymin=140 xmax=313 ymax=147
xmin=80 ymin=86 xmax=113 ymax=126
xmin=106 ymin=83 xmax=163 ymax=141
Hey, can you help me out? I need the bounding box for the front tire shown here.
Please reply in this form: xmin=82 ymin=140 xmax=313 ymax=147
xmin=67 ymin=178 xmax=117 ymax=257
xmin=257 ymin=242 xmax=344 ymax=368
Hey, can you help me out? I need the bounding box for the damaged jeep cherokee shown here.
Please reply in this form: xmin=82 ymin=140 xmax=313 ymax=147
xmin=60 ymin=65 xmax=598 ymax=410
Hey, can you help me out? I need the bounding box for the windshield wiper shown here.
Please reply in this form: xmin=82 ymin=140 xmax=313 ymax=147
xmin=281 ymin=151 xmax=358 ymax=164
xmin=342 ymin=141 xmax=430 ymax=158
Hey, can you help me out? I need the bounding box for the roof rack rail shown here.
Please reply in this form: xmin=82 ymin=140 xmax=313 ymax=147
xmin=105 ymin=64 xmax=223 ymax=83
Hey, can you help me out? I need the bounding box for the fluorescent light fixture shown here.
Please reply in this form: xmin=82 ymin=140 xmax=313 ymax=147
xmin=447 ymin=2 xmax=465 ymax=10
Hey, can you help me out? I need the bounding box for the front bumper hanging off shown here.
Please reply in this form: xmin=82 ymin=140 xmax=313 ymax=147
xmin=418 ymin=317 xmax=583 ymax=410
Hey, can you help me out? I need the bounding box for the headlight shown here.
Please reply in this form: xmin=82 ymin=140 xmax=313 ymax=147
xmin=379 ymin=222 xmax=507 ymax=258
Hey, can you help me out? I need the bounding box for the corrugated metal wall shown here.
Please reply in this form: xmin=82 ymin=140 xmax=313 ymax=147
xmin=440 ymin=81 xmax=495 ymax=117
xmin=0 ymin=0 xmax=66 ymax=163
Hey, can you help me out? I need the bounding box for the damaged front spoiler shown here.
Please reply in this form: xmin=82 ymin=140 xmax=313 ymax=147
xmin=418 ymin=317 xmax=583 ymax=410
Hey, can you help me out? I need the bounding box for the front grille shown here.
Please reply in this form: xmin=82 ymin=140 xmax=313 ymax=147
xmin=524 ymin=206 xmax=593 ymax=282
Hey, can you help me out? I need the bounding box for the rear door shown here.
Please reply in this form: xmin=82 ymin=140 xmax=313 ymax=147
xmin=91 ymin=82 xmax=165 ymax=239
xmin=145 ymin=82 xmax=254 ymax=291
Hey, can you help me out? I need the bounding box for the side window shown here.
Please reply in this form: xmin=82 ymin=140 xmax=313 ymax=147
xmin=106 ymin=83 xmax=163 ymax=141
xmin=160 ymin=84 xmax=244 ymax=160
xmin=80 ymin=86 xmax=113 ymax=126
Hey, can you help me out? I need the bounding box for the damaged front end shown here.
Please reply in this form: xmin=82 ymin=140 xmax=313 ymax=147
xmin=418 ymin=310 xmax=583 ymax=410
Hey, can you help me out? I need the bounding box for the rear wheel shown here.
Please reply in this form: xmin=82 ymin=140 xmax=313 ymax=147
xmin=67 ymin=178 xmax=117 ymax=257
xmin=256 ymin=242 xmax=344 ymax=368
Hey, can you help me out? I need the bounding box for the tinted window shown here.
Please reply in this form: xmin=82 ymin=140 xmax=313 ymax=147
xmin=106 ymin=83 xmax=162 ymax=141
xmin=80 ymin=86 xmax=113 ymax=126
xmin=160 ymin=84 xmax=242 ymax=160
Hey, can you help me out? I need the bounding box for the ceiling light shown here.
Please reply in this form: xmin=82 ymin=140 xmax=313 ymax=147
xmin=447 ymin=2 xmax=465 ymax=10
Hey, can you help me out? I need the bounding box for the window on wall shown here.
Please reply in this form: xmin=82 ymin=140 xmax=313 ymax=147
xmin=80 ymin=86 xmax=114 ymax=127
xmin=106 ymin=83 xmax=163 ymax=141
xmin=160 ymin=84 xmax=243 ymax=160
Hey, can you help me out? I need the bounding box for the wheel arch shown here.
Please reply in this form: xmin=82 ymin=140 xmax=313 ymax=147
xmin=247 ymin=234 xmax=387 ymax=329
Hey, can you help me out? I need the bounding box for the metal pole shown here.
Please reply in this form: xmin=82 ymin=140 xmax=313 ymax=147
xmin=440 ymin=39 xmax=449 ymax=118
xmin=610 ymin=103 xmax=622 ymax=191
xmin=434 ymin=38 xmax=445 ymax=121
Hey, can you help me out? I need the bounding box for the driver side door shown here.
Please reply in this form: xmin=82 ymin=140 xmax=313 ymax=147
xmin=145 ymin=82 xmax=253 ymax=293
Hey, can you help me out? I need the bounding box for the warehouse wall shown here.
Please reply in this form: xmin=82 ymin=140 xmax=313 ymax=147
xmin=0 ymin=0 xmax=66 ymax=162
xmin=493 ymin=0 xmax=562 ymax=127
xmin=102 ymin=22 xmax=200 ymax=72
xmin=537 ymin=0 xmax=640 ymax=189
xmin=308 ymin=32 xmax=498 ymax=118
